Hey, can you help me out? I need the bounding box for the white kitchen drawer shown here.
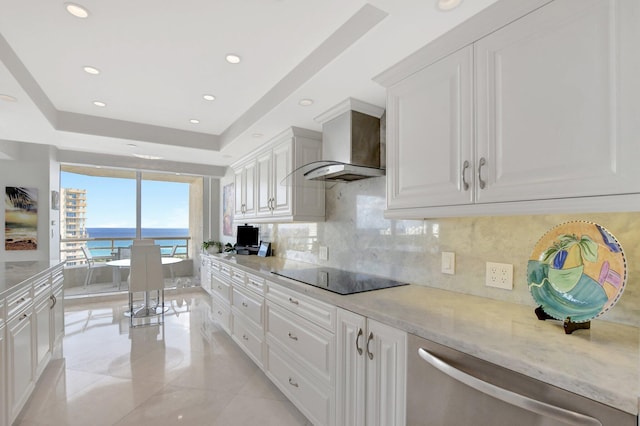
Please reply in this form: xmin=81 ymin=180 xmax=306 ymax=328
xmin=232 ymin=286 xmax=263 ymax=327
xmin=245 ymin=272 xmax=265 ymax=294
xmin=266 ymin=345 xmax=333 ymax=426
xmin=211 ymin=274 xmax=231 ymax=303
xmin=6 ymin=287 xmax=32 ymax=319
xmin=266 ymin=301 xmax=334 ymax=384
xmin=215 ymin=262 xmax=232 ymax=281
xmin=51 ymin=265 xmax=64 ymax=286
xmin=32 ymin=273 xmax=50 ymax=300
xmin=266 ymin=280 xmax=336 ymax=331
xmin=232 ymin=314 xmax=264 ymax=368
xmin=211 ymin=296 xmax=231 ymax=334
xmin=230 ymin=266 xmax=246 ymax=287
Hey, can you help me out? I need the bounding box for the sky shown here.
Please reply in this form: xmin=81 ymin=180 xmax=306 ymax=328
xmin=61 ymin=172 xmax=189 ymax=228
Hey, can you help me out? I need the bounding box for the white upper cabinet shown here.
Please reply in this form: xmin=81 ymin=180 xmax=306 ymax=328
xmin=234 ymin=159 xmax=256 ymax=219
xmin=386 ymin=45 xmax=473 ymax=209
xmin=232 ymin=127 xmax=325 ymax=223
xmin=475 ymin=0 xmax=639 ymax=203
xmin=377 ymin=0 xmax=640 ymax=218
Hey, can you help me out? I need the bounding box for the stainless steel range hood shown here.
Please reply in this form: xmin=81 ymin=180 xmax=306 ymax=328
xmin=302 ymin=98 xmax=385 ymax=182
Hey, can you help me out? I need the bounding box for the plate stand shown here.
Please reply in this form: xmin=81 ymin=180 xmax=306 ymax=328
xmin=534 ymin=306 xmax=591 ymax=335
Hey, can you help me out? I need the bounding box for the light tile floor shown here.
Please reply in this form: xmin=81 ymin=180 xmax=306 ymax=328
xmin=15 ymin=288 xmax=311 ymax=426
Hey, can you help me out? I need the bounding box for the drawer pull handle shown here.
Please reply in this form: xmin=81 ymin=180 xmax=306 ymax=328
xmin=242 ymin=302 xmax=248 ymax=308
xmin=217 ymin=310 xmax=222 ymax=315
xmin=418 ymin=348 xmax=602 ymax=426
xmin=356 ymin=328 xmax=363 ymax=356
xmin=217 ymin=285 xmax=222 ymax=289
xmin=242 ymin=334 xmax=249 ymax=341
xmin=15 ymin=297 xmax=25 ymax=305
xmin=366 ymin=332 xmax=374 ymax=360
xmin=288 ymin=332 xmax=298 ymax=341
xmin=288 ymin=297 xmax=299 ymax=305
xmin=288 ymin=378 xmax=299 ymax=388
xmin=19 ymin=313 xmax=28 ymax=321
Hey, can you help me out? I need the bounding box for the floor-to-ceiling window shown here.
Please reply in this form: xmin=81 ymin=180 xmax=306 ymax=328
xmin=60 ymin=165 xmax=202 ymax=295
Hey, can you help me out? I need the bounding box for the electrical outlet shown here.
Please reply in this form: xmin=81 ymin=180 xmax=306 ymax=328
xmin=486 ymin=262 xmax=513 ymax=290
xmin=319 ymin=246 xmax=329 ymax=261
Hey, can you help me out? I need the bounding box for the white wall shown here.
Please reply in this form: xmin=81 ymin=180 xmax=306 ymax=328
xmin=1 ymin=140 xmax=57 ymax=262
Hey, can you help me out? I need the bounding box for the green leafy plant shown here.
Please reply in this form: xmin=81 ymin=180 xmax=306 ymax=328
xmin=201 ymin=240 xmax=223 ymax=253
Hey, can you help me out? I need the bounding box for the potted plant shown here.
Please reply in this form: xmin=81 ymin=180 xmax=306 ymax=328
xmin=201 ymin=240 xmax=223 ymax=254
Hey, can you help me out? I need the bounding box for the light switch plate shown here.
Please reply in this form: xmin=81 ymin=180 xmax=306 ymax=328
xmin=441 ymin=252 xmax=455 ymax=275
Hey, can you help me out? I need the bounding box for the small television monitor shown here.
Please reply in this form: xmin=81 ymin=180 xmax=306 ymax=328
xmin=236 ymin=225 xmax=259 ymax=247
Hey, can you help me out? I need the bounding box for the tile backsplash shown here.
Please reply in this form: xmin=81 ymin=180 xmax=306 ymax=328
xmin=253 ymin=176 xmax=639 ymax=327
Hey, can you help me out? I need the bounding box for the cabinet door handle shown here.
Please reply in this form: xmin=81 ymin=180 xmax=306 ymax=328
xmin=15 ymin=297 xmax=25 ymax=306
xmin=356 ymin=328 xmax=364 ymax=356
xmin=288 ymin=332 xmax=298 ymax=341
xmin=50 ymin=294 xmax=56 ymax=309
xmin=366 ymin=331 xmax=374 ymax=360
xmin=288 ymin=377 xmax=299 ymax=388
xmin=217 ymin=310 xmax=222 ymax=315
xmin=242 ymin=334 xmax=249 ymax=341
xmin=19 ymin=313 xmax=28 ymax=321
xmin=461 ymin=160 xmax=470 ymax=191
xmin=241 ymin=301 xmax=248 ymax=308
xmin=288 ymin=297 xmax=299 ymax=305
xmin=478 ymin=157 xmax=487 ymax=189
xmin=418 ymin=348 xmax=601 ymax=426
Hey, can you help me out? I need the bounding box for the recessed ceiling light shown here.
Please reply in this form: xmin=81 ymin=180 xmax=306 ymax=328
xmin=298 ymin=98 xmax=314 ymax=107
xmin=189 ymin=119 xmax=200 ymax=124
xmin=65 ymin=3 xmax=89 ymax=18
xmin=436 ymin=0 xmax=462 ymax=11
xmin=0 ymin=94 xmax=17 ymax=102
xmin=133 ymin=153 xmax=163 ymax=160
xmin=252 ymin=133 xmax=264 ymax=138
xmin=203 ymin=94 xmax=216 ymax=101
xmin=83 ymin=66 xmax=100 ymax=75
xmin=93 ymin=101 xmax=106 ymax=107
xmin=225 ymin=54 xmax=241 ymax=64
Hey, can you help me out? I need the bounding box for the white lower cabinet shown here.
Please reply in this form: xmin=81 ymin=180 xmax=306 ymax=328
xmin=0 ymin=319 xmax=6 ymax=426
xmin=7 ymin=307 xmax=35 ymax=424
xmin=267 ymin=344 xmax=333 ymax=426
xmin=265 ymin=280 xmax=336 ymax=426
xmin=33 ymin=293 xmax=52 ymax=378
xmin=51 ymin=284 xmax=64 ymax=349
xmin=230 ymin=266 xmax=265 ymax=368
xmin=336 ymin=308 xmax=407 ymax=426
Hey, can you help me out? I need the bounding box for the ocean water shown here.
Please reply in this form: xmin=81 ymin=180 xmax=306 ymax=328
xmin=86 ymin=228 xmax=189 ymax=257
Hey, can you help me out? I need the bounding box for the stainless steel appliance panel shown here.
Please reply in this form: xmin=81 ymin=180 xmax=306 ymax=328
xmin=406 ymin=333 xmax=635 ymax=426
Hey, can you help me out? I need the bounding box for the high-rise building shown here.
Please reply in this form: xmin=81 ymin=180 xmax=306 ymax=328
xmin=60 ymin=188 xmax=88 ymax=265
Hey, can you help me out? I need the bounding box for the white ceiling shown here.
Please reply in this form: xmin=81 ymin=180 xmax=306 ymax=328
xmin=0 ymin=0 xmax=499 ymax=175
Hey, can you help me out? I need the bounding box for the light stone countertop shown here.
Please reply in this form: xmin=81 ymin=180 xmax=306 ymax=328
xmin=212 ymin=254 xmax=639 ymax=416
xmin=0 ymin=260 xmax=64 ymax=296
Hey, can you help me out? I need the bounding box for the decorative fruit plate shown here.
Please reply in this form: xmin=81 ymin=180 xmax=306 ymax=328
xmin=527 ymin=221 xmax=627 ymax=324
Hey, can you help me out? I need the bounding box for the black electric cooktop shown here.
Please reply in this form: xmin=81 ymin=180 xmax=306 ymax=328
xmin=271 ymin=267 xmax=408 ymax=295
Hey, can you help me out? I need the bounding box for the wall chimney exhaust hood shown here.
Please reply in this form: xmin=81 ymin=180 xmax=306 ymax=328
xmin=300 ymin=98 xmax=385 ymax=182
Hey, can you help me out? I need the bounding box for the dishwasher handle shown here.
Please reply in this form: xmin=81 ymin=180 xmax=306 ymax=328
xmin=418 ymin=348 xmax=602 ymax=426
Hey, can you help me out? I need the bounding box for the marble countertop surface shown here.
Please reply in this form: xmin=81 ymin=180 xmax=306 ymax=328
xmin=0 ymin=260 xmax=64 ymax=296
xmin=211 ymin=254 xmax=639 ymax=415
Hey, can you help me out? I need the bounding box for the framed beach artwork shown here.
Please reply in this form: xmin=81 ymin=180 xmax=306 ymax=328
xmin=223 ymin=182 xmax=234 ymax=236
xmin=5 ymin=186 xmax=38 ymax=250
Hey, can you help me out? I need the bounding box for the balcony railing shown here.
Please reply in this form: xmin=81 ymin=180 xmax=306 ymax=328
xmin=61 ymin=235 xmax=191 ymax=266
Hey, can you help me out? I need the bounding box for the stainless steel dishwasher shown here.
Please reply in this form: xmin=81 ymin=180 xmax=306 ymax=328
xmin=406 ymin=333 xmax=636 ymax=426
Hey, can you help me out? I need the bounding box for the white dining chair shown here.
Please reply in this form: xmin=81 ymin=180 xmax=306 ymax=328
xmin=128 ymin=244 xmax=164 ymax=327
